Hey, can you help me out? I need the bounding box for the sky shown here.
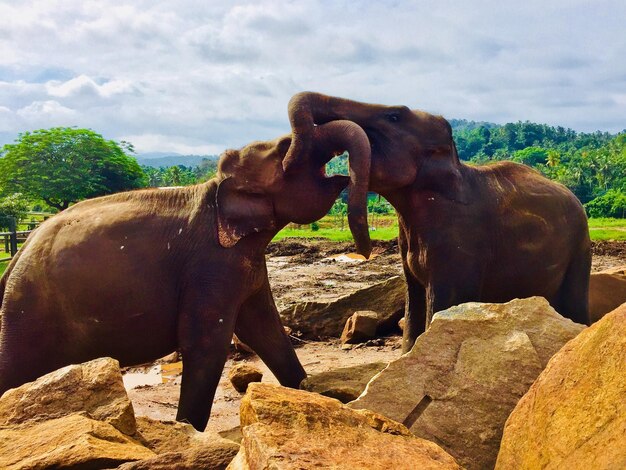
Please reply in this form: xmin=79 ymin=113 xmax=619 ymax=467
xmin=0 ymin=0 xmax=625 ymax=155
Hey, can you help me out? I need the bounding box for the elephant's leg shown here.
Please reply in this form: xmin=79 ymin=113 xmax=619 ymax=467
xmin=176 ymin=293 xmax=237 ymax=431
xmin=402 ymin=272 xmax=427 ymax=354
xmin=234 ymin=282 xmax=306 ymax=388
xmin=554 ymin=250 xmax=592 ymax=325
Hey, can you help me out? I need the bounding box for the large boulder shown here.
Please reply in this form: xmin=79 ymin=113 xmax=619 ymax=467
xmin=228 ymin=383 xmax=461 ymax=469
xmin=0 ymin=357 xmax=136 ymax=435
xmin=589 ymin=266 xmax=626 ymax=323
xmin=301 ymin=362 xmax=388 ymax=403
xmin=280 ymin=275 xmax=405 ymax=338
xmin=496 ymin=303 xmax=626 ymax=470
xmin=117 ymin=416 xmax=240 ymax=470
xmin=351 ymin=297 xmax=585 ymax=470
xmin=0 ymin=413 xmax=155 ymax=469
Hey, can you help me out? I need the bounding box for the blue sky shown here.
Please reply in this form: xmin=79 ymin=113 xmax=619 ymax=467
xmin=0 ymin=0 xmax=624 ymax=155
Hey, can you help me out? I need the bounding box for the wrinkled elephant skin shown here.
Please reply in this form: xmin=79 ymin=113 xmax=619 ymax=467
xmin=291 ymin=92 xmax=591 ymax=352
xmin=0 ymin=108 xmax=370 ymax=431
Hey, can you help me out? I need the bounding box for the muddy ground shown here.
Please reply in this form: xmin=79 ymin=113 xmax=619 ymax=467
xmin=126 ymin=239 xmax=626 ymax=434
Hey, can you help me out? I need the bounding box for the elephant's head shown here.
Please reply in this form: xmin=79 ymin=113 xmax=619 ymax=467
xmin=285 ymin=92 xmax=468 ymax=205
xmin=215 ymin=110 xmax=372 ymax=256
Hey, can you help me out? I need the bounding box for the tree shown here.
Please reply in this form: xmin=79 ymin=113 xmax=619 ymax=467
xmin=0 ymin=128 xmax=146 ymax=210
xmin=0 ymin=193 xmax=29 ymax=230
xmin=585 ymin=190 xmax=626 ymax=218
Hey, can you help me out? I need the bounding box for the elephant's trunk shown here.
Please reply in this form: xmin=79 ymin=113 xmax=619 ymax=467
xmin=313 ymin=121 xmax=372 ymax=259
xmin=284 ymin=93 xmax=372 ymax=258
xmin=283 ymin=92 xmax=372 ymax=173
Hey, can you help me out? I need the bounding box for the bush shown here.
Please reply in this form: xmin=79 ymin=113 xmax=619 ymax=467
xmin=0 ymin=193 xmax=29 ymax=229
xmin=311 ymin=221 xmax=320 ymax=231
xmin=585 ymin=190 xmax=626 ymax=218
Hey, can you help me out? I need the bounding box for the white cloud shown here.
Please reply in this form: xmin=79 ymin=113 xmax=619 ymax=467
xmin=0 ymin=0 xmax=624 ymax=151
xmin=121 ymin=133 xmax=224 ymax=155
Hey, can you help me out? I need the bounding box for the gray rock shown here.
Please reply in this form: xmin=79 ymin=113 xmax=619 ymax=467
xmin=350 ymin=297 xmax=585 ymax=470
xmin=280 ymin=276 xmax=405 ymax=338
xmin=301 ymin=362 xmax=388 ymax=403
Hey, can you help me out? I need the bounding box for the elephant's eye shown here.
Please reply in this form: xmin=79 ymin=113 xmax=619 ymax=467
xmin=386 ymin=113 xmax=400 ymax=123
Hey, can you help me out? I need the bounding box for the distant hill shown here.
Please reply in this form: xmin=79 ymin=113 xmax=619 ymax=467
xmin=135 ymin=154 xmax=219 ymax=168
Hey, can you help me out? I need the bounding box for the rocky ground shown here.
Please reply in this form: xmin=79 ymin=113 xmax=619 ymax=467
xmin=125 ymin=239 xmax=626 ymax=434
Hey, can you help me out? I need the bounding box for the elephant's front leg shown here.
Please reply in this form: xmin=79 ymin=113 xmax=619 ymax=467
xmin=176 ymin=291 xmax=238 ymax=431
xmin=234 ymin=281 xmax=306 ymax=388
xmin=402 ymin=271 xmax=427 ymax=354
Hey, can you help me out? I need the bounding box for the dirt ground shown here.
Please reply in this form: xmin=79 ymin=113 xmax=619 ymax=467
xmin=126 ymin=239 xmax=626 ymax=434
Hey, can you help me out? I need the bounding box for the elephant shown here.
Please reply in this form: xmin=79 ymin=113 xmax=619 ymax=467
xmin=288 ymin=92 xmax=591 ymax=352
xmin=0 ymin=104 xmax=372 ymax=431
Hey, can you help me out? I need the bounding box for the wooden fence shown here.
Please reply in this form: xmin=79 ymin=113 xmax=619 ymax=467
xmin=0 ymin=217 xmax=36 ymax=262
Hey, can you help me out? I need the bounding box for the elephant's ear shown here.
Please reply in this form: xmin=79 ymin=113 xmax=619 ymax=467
xmin=216 ymin=177 xmax=276 ymax=248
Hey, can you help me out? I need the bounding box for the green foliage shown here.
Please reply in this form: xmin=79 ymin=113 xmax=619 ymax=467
xmin=0 ymin=128 xmax=146 ymax=210
xmin=585 ymin=190 xmax=626 ymax=218
xmin=511 ymin=146 xmax=548 ymax=166
xmin=453 ymin=120 xmax=625 ymax=210
xmin=0 ymin=193 xmax=29 ymax=230
xmin=142 ymin=158 xmax=217 ymax=188
xmin=310 ymin=221 xmax=320 ymax=231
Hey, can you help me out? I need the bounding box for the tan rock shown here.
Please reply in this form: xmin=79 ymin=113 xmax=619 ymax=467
xmin=0 ymin=357 xmax=136 ymax=435
xmin=0 ymin=413 xmax=155 ymax=469
xmin=589 ymin=265 xmax=626 ymax=323
xmin=300 ymin=362 xmax=388 ymax=403
xmin=227 ymin=383 xmax=461 ymax=470
xmin=229 ymin=363 xmax=263 ymax=393
xmin=496 ymin=303 xmax=626 ymax=470
xmin=351 ymin=297 xmax=585 ymax=470
xmin=280 ymin=275 xmax=405 ymax=338
xmin=398 ymin=316 xmax=406 ymax=332
xmin=116 ymin=416 xmax=239 ymax=470
xmin=341 ymin=310 xmax=379 ymax=344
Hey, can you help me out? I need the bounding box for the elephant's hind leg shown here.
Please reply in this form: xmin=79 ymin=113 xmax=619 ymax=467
xmin=554 ymin=249 xmax=592 ymax=326
xmin=234 ymin=282 xmax=306 ymax=389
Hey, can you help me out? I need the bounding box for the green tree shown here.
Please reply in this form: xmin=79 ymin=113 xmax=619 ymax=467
xmin=0 ymin=128 xmax=146 ymax=210
xmin=585 ymin=190 xmax=626 ymax=218
xmin=512 ymin=147 xmax=548 ymax=166
xmin=0 ymin=193 xmax=29 ymax=230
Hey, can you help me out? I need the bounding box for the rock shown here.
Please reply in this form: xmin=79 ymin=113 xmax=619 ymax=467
xmin=280 ymin=275 xmax=405 ymax=338
xmin=589 ymin=265 xmax=626 ymax=323
xmin=227 ymin=383 xmax=461 ymax=469
xmin=398 ymin=316 xmax=406 ymax=332
xmin=218 ymin=425 xmax=243 ymax=444
xmin=301 ymin=362 xmax=388 ymax=403
xmin=0 ymin=413 xmax=155 ymax=469
xmin=0 ymin=357 xmax=136 ymax=435
xmin=496 ymin=303 xmax=626 ymax=469
xmin=351 ymin=297 xmax=585 ymax=470
xmin=117 ymin=416 xmax=239 ymax=470
xmin=229 ymin=363 xmax=263 ymax=393
xmin=341 ymin=310 xmax=379 ymax=344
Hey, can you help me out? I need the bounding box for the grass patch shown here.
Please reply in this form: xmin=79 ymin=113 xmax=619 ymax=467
xmin=274 ymin=225 xmax=399 ymax=242
xmin=0 ymin=261 xmax=8 ymax=277
xmin=588 ymin=229 xmax=626 ymax=241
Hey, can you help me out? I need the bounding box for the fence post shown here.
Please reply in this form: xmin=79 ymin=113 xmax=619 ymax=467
xmin=8 ymin=217 xmax=18 ymax=257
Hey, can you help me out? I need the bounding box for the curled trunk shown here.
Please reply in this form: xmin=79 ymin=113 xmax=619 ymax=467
xmin=284 ymin=92 xmax=372 ymax=257
xmin=314 ymin=121 xmax=372 ymax=258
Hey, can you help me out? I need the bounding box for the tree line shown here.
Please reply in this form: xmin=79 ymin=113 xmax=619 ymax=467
xmin=451 ymin=120 xmax=626 ymax=217
xmin=0 ymin=123 xmax=624 ymax=226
